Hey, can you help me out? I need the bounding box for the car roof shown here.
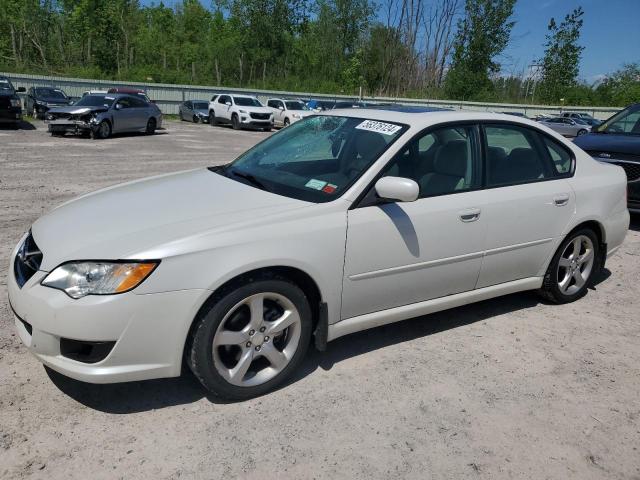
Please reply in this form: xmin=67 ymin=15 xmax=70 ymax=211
xmin=324 ymin=108 xmax=555 ymax=131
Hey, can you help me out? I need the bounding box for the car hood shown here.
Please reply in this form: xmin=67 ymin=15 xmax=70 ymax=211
xmin=47 ymin=105 xmax=109 ymax=115
xmin=238 ymin=106 xmax=272 ymax=114
xmin=32 ymin=168 xmax=310 ymax=270
xmin=573 ymin=133 xmax=640 ymax=157
xmin=39 ymin=97 xmax=70 ymax=105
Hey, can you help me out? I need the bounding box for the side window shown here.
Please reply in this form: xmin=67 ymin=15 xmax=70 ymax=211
xmin=116 ymin=97 xmax=132 ymax=109
xmin=267 ymin=100 xmax=276 ymax=108
xmin=185 ymin=101 xmax=192 ymax=109
xmin=278 ymin=101 xmax=285 ymax=109
xmin=544 ymin=137 xmax=573 ymax=175
xmin=382 ymin=125 xmax=479 ymax=198
xmin=130 ymin=96 xmax=147 ymax=108
xmin=218 ymin=95 xmax=228 ymax=105
xmin=484 ymin=124 xmax=551 ymax=187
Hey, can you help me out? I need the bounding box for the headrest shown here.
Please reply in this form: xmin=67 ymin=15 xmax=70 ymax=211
xmin=433 ymin=140 xmax=468 ymax=177
xmin=355 ymin=131 xmax=387 ymax=160
xmin=487 ymin=146 xmax=507 ymax=163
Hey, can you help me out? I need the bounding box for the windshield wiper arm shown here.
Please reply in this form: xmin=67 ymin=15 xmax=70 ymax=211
xmin=228 ymin=169 xmax=269 ymax=191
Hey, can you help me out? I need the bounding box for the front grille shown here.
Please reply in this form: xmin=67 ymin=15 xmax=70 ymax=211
xmin=611 ymin=161 xmax=640 ymax=182
xmin=14 ymin=232 xmax=43 ymax=288
xmin=250 ymin=112 xmax=270 ymax=120
xmin=48 ymin=112 xmax=70 ymax=120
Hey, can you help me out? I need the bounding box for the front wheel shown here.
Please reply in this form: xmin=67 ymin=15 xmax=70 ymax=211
xmin=209 ymin=111 xmax=217 ymax=126
xmin=232 ymin=114 xmax=240 ymax=130
xmin=193 ymin=114 xmax=199 ymax=124
xmin=539 ymin=228 xmax=599 ymax=304
xmin=577 ymin=129 xmax=588 ymax=136
xmin=95 ymin=120 xmax=111 ymax=139
xmin=146 ymin=117 xmax=156 ymax=135
xmin=187 ymin=277 xmax=312 ymax=400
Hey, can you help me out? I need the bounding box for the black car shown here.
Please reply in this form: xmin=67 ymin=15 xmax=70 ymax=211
xmin=25 ymin=86 xmax=72 ymax=119
xmin=574 ymin=103 xmax=640 ymax=212
xmin=0 ymin=76 xmax=25 ymax=127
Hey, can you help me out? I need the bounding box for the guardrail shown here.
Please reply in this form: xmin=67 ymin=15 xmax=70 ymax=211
xmin=2 ymin=71 xmax=621 ymax=119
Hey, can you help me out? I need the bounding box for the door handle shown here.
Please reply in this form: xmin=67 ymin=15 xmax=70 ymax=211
xmin=553 ymin=194 xmax=570 ymax=207
xmin=459 ymin=208 xmax=481 ymax=222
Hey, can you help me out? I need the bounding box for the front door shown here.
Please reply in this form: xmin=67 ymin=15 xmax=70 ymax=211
xmin=341 ymin=124 xmax=488 ymax=319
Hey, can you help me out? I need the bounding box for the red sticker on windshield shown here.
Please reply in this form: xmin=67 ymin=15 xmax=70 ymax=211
xmin=322 ymin=184 xmax=337 ymax=194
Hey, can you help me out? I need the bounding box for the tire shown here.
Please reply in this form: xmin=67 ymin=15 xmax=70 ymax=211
xmin=32 ymin=106 xmax=38 ymax=119
xmin=146 ymin=117 xmax=157 ymax=135
xmin=539 ymin=228 xmax=600 ymax=304
xmin=284 ymin=118 xmax=290 ymax=127
xmin=187 ymin=276 xmax=312 ymax=400
xmin=193 ymin=115 xmax=199 ymax=124
xmin=179 ymin=111 xmax=185 ymax=121
xmin=95 ymin=120 xmax=111 ymax=139
xmin=577 ymin=129 xmax=588 ymax=136
xmin=232 ymin=113 xmax=240 ymax=130
xmin=209 ymin=111 xmax=217 ymax=126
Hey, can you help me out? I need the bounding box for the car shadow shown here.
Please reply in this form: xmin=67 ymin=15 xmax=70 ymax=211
xmin=629 ymin=213 xmax=640 ymax=232
xmin=0 ymin=120 xmax=36 ymax=130
xmin=48 ymin=271 xmax=617 ymax=413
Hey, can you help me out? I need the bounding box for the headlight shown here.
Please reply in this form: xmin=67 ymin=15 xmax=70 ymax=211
xmin=36 ymin=100 xmax=47 ymax=106
xmin=42 ymin=261 xmax=159 ymax=299
xmin=292 ymin=114 xmax=301 ymax=119
xmin=10 ymin=98 xmax=21 ymax=108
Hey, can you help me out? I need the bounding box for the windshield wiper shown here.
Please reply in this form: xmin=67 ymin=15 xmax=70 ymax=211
xmin=228 ymin=169 xmax=270 ymax=191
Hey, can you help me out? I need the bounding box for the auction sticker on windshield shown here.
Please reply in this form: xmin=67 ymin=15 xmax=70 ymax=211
xmin=305 ymin=179 xmax=327 ymax=190
xmin=355 ymin=120 xmax=402 ymax=136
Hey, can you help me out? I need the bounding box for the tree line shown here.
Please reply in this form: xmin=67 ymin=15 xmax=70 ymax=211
xmin=0 ymin=0 xmax=638 ymax=106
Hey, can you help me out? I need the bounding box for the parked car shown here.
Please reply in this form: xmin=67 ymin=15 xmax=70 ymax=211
xmin=574 ymin=103 xmax=640 ymax=212
xmin=561 ymin=111 xmax=601 ymax=127
xmin=45 ymin=93 xmax=162 ymax=139
xmin=502 ymin=111 xmax=528 ymax=119
xmin=0 ymin=76 xmax=25 ymax=127
xmin=266 ymin=98 xmax=313 ymax=127
xmin=538 ymin=117 xmax=591 ymax=137
xmin=82 ymin=90 xmax=108 ymax=97
xmin=307 ymin=99 xmax=336 ymax=111
xmin=25 ymin=87 xmax=72 ymax=119
xmin=208 ymin=94 xmax=273 ymax=131
xmin=9 ymin=110 xmax=629 ymax=399
xmin=107 ymin=87 xmax=152 ymax=103
xmin=179 ymin=100 xmax=209 ymax=123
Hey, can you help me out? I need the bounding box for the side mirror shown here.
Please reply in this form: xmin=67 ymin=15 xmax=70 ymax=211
xmin=115 ymin=103 xmax=122 ymax=110
xmin=225 ymin=102 xmax=232 ymax=106
xmin=278 ymin=105 xmax=284 ymax=110
xmin=17 ymin=87 xmax=26 ymax=93
xmin=375 ymin=177 xmax=419 ymax=203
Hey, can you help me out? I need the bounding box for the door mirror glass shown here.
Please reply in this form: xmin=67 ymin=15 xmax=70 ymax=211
xmin=115 ymin=103 xmax=123 ymax=110
xmin=226 ymin=102 xmax=232 ymax=106
xmin=375 ymin=177 xmax=419 ymax=203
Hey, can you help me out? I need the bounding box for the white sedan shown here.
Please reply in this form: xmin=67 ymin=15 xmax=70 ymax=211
xmin=9 ymin=110 xmax=629 ymax=399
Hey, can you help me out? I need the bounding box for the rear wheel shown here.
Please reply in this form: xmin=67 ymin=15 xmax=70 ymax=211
xmin=193 ymin=114 xmax=199 ymax=123
xmin=188 ymin=277 xmax=312 ymax=400
xmin=539 ymin=228 xmax=599 ymax=304
xmin=577 ymin=129 xmax=588 ymax=136
xmin=146 ymin=117 xmax=156 ymax=135
xmin=232 ymin=114 xmax=240 ymax=130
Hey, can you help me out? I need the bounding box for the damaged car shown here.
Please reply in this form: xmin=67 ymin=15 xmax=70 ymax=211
xmin=45 ymin=93 xmax=162 ymax=139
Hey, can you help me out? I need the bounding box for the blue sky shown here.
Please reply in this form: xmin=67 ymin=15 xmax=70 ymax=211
xmin=502 ymin=0 xmax=640 ymax=83
xmin=145 ymin=0 xmax=639 ymax=83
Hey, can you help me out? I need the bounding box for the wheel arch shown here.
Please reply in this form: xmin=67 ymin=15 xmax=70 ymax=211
xmin=182 ymin=265 xmax=324 ymax=363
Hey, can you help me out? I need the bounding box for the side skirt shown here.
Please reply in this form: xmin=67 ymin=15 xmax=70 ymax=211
xmin=327 ymin=277 xmax=543 ymax=342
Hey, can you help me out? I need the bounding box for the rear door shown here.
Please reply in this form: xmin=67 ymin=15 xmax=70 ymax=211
xmin=129 ymin=96 xmax=151 ymax=129
xmin=476 ymin=123 xmax=575 ymax=288
xmin=112 ymin=97 xmax=136 ymax=132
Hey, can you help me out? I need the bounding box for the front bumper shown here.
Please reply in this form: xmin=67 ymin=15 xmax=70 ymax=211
xmin=46 ymin=119 xmax=95 ymax=134
xmin=0 ymin=107 xmax=22 ymax=123
xmin=7 ymin=242 xmax=208 ymax=383
xmin=240 ymin=115 xmax=273 ymax=129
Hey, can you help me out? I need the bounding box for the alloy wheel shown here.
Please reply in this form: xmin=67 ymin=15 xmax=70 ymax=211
xmin=212 ymin=292 xmax=302 ymax=387
xmin=556 ymin=235 xmax=595 ymax=295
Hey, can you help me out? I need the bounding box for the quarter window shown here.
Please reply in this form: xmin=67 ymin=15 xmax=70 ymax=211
xmin=544 ymin=137 xmax=573 ymax=174
xmin=382 ymin=126 xmax=479 ymax=198
xmin=484 ymin=125 xmax=551 ymax=187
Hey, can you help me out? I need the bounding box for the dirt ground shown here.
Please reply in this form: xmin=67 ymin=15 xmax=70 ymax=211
xmin=1 ymin=119 xmax=639 ymax=480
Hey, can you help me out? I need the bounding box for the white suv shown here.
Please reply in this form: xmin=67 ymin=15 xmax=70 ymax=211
xmin=208 ymin=94 xmax=273 ymax=131
xmin=266 ymin=98 xmax=313 ymax=127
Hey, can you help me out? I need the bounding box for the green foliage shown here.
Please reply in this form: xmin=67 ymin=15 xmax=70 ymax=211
xmin=539 ymin=7 xmax=584 ymax=103
xmin=595 ymin=63 xmax=640 ymax=106
xmin=445 ymin=0 xmax=516 ymax=101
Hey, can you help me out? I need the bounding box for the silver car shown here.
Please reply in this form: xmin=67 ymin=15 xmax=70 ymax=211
xmin=538 ymin=117 xmax=591 ymax=137
xmin=179 ymin=100 xmax=209 ymax=123
xmin=45 ymin=93 xmax=163 ymax=139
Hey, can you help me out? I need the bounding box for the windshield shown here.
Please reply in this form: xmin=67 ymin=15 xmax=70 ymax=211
xmin=598 ymin=104 xmax=640 ymax=135
xmin=234 ymin=96 xmax=262 ymax=107
xmin=217 ymin=115 xmax=407 ymax=203
xmin=285 ymin=101 xmax=308 ymax=111
xmin=0 ymin=78 xmax=15 ymax=92
xmin=74 ymin=95 xmax=116 ymax=108
xmin=35 ymin=88 xmax=67 ymax=99
xmin=193 ymin=102 xmax=208 ymax=110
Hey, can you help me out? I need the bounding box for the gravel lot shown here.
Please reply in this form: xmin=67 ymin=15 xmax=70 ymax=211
xmin=1 ymin=119 xmax=639 ymax=480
